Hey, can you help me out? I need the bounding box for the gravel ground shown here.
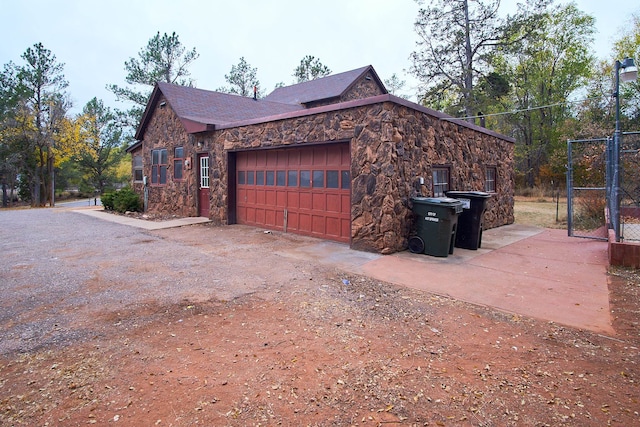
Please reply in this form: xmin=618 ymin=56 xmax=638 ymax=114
xmin=1 ymin=207 xmax=639 ymax=426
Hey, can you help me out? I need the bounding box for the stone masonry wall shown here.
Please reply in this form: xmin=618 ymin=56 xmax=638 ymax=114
xmin=132 ymin=97 xmax=199 ymax=217
xmin=202 ymin=100 xmax=514 ymax=254
xmin=305 ymin=73 xmax=385 ymax=108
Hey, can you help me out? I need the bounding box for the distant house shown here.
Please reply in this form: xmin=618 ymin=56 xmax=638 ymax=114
xmin=126 ymin=65 xmax=514 ymax=254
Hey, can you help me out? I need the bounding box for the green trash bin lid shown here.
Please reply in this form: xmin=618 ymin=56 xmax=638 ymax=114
xmin=412 ymin=197 xmax=464 ymax=214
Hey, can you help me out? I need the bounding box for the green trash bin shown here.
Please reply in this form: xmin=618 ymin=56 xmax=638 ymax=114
xmin=409 ymin=197 xmax=464 ymax=257
xmin=445 ymin=191 xmax=492 ymax=250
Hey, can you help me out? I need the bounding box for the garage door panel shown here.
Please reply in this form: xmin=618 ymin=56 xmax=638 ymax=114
xmin=237 ymin=143 xmax=350 ymax=243
xmin=255 ymin=208 xmax=265 ymax=224
xmin=265 ymin=209 xmax=276 ymax=226
xmin=256 ymin=151 xmax=267 ymax=167
xmin=312 ymin=215 xmax=325 ymax=235
xmin=327 ymin=148 xmax=341 ymax=165
xmin=300 ymin=149 xmax=313 ymax=166
xmin=326 ymin=217 xmax=341 ymax=237
xmin=287 ymin=191 xmax=299 ymax=209
xmin=342 ymin=219 xmax=351 ymax=238
xmin=246 ymin=188 xmax=256 ymax=204
xmin=299 ymin=192 xmax=312 ymax=210
xmin=313 ymin=147 xmax=326 ymax=165
xmin=326 ymin=193 xmax=341 ymax=213
xmin=287 ymin=211 xmax=298 ymax=230
xmin=341 ymin=194 xmax=350 ymax=213
xmin=312 ymin=193 xmax=326 ymax=210
xmin=299 ymin=213 xmax=311 ymax=232
xmin=246 ymin=207 xmax=256 ymax=222
xmin=265 ymin=189 xmax=276 ymax=205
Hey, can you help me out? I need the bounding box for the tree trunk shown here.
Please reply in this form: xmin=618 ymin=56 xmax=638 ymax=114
xmin=463 ymin=0 xmax=475 ymax=123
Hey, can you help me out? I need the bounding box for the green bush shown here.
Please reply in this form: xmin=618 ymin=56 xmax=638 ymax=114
xmin=102 ymin=188 xmax=141 ymax=213
xmin=101 ymin=192 xmax=115 ymax=210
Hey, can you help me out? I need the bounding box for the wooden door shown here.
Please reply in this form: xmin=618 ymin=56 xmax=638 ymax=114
xmin=198 ymin=153 xmax=210 ymax=218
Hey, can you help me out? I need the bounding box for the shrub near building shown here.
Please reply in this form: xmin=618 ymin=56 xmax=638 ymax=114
xmin=102 ymin=188 xmax=142 ymax=213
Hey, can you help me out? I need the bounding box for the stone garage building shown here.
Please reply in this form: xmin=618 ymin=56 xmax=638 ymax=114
xmin=126 ymin=65 xmax=514 ymax=254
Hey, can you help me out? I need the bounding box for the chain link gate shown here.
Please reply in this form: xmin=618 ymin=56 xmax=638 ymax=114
xmin=567 ymin=138 xmax=609 ymax=240
xmin=567 ymin=132 xmax=640 ymax=242
xmin=620 ymin=131 xmax=640 ymax=242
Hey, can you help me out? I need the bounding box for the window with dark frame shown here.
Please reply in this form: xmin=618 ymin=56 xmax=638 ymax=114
xmin=485 ymin=166 xmax=497 ymax=192
xmin=235 ymin=165 xmax=351 ymax=192
xmin=151 ymin=149 xmax=167 ymax=185
xmin=432 ymin=167 xmax=450 ymax=197
xmin=173 ymin=147 xmax=184 ymax=180
xmin=133 ymin=155 xmax=143 ymax=182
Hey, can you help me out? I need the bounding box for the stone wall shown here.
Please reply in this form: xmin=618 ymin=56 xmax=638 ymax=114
xmin=349 ymin=103 xmax=514 ymax=253
xmin=340 ymin=72 xmax=385 ymax=102
xmin=130 ymin=97 xmax=199 ymax=217
xmin=134 ymin=93 xmax=514 ymax=253
xmin=204 ymin=100 xmax=514 ymax=254
xmin=304 ymin=72 xmax=385 ymax=108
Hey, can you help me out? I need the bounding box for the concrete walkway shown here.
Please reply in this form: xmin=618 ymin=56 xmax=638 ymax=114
xmin=72 ymin=206 xmax=612 ymax=334
xmin=358 ymin=226 xmax=612 ymax=334
xmin=71 ymin=206 xmax=211 ymax=230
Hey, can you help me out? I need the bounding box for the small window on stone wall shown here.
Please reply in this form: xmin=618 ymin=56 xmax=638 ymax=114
xmin=151 ymin=149 xmax=167 ymax=185
xmin=432 ymin=167 xmax=450 ymax=197
xmin=174 ymin=147 xmax=184 ymax=180
xmin=133 ymin=155 xmax=143 ymax=182
xmin=485 ymin=167 xmax=497 ymax=193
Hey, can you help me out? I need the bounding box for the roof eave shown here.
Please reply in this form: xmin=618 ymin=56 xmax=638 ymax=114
xmin=134 ymin=83 xmax=162 ymax=141
xmin=216 ymin=94 xmax=514 ymax=143
xmin=125 ymin=140 xmax=142 ymax=153
xmin=181 ymin=118 xmax=215 ymax=134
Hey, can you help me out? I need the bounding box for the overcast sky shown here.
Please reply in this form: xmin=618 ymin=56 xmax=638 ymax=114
xmin=1 ymin=0 xmax=638 ymax=115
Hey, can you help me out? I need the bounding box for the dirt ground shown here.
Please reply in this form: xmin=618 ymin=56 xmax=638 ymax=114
xmin=1 ymin=208 xmax=639 ymax=426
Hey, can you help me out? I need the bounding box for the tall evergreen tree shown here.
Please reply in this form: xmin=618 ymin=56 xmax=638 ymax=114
xmin=16 ymin=43 xmax=69 ymax=206
xmin=217 ymin=57 xmax=261 ymax=97
xmin=75 ymin=98 xmax=125 ymax=194
xmin=293 ymin=56 xmax=331 ymax=83
xmin=107 ymin=32 xmax=199 ymax=129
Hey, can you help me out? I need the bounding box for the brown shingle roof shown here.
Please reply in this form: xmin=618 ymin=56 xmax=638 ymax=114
xmin=264 ymin=65 xmax=386 ymax=105
xmin=134 ymin=65 xmax=387 ymax=140
xmin=159 ymin=83 xmax=302 ymax=124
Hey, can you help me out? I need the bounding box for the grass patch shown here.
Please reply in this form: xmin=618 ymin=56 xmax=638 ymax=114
xmin=514 ymin=196 xmax=567 ymax=229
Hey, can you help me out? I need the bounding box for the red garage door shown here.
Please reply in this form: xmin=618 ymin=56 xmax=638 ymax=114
xmin=236 ymin=143 xmax=351 ymax=243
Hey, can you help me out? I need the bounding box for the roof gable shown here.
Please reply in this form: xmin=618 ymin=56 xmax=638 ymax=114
xmin=134 ymin=65 xmax=388 ymax=140
xmin=135 ymin=83 xmax=302 ymax=140
xmin=263 ymin=65 xmax=387 ymax=106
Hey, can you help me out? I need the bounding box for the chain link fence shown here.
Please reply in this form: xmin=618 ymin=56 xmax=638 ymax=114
xmin=567 ymin=131 xmax=640 ymax=242
xmin=567 ymin=138 xmax=608 ymax=240
xmin=620 ymin=131 xmax=640 ymax=242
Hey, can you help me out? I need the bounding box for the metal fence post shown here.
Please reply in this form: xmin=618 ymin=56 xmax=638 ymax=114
xmin=566 ymin=139 xmax=573 ymax=237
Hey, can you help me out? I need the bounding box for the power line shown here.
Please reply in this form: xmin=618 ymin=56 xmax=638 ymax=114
xmin=441 ymin=97 xmax=593 ymax=121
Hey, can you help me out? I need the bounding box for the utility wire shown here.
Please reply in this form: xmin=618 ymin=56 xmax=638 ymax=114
xmin=441 ymin=97 xmax=593 ymax=121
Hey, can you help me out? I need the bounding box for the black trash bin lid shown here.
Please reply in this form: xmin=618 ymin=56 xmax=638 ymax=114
xmin=445 ymin=191 xmax=491 ymax=198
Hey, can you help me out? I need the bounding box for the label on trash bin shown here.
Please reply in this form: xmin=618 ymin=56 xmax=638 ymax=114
xmin=459 ymin=198 xmax=471 ymax=209
xmin=424 ymin=216 xmax=439 ymax=222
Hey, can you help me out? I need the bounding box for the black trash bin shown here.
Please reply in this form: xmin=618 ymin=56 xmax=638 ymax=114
xmin=409 ymin=197 xmax=464 ymax=257
xmin=445 ymin=191 xmax=491 ymax=250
